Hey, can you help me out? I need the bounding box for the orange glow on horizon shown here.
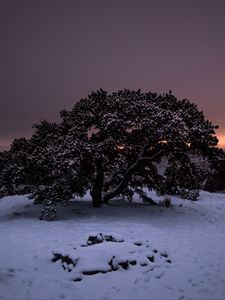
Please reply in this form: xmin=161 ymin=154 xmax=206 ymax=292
xmin=217 ymin=134 xmax=225 ymax=149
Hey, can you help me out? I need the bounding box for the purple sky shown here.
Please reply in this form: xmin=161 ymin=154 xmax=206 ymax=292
xmin=1 ymin=0 xmax=225 ymax=150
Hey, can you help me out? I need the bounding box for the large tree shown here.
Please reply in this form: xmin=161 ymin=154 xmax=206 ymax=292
xmin=0 ymin=90 xmax=219 ymax=219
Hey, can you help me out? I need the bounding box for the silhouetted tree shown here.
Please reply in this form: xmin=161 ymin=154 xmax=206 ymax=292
xmin=0 ymin=90 xmax=219 ymax=219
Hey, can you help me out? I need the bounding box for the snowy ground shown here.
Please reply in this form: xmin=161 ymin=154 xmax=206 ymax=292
xmin=0 ymin=191 xmax=225 ymax=300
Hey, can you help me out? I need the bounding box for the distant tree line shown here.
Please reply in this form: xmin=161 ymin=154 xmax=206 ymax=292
xmin=0 ymin=89 xmax=223 ymax=220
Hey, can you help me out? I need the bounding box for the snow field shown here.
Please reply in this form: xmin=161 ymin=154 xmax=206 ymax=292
xmin=0 ymin=191 xmax=225 ymax=299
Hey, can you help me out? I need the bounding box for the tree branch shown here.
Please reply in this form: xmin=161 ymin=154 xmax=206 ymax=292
xmin=103 ymin=144 xmax=165 ymax=203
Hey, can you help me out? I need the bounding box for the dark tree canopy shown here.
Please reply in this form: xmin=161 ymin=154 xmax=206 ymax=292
xmin=0 ymin=89 xmax=220 ymax=219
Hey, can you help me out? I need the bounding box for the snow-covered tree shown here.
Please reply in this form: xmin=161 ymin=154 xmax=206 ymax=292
xmin=0 ymin=137 xmax=34 ymax=197
xmin=55 ymin=89 xmax=218 ymax=208
xmin=0 ymin=150 xmax=13 ymax=197
xmin=0 ymin=89 xmax=219 ymax=219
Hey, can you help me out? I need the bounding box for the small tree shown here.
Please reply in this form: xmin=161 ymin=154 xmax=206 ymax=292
xmin=0 ymin=150 xmax=14 ymax=197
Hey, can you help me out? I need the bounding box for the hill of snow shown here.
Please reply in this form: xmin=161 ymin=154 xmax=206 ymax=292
xmin=0 ymin=191 xmax=225 ymax=300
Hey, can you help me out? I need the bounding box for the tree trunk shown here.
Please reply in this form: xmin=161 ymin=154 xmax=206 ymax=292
xmin=90 ymin=161 xmax=104 ymax=208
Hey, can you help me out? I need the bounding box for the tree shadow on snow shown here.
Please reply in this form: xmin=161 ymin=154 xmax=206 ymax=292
xmin=54 ymin=198 xmax=203 ymax=229
xmin=2 ymin=196 xmax=204 ymax=229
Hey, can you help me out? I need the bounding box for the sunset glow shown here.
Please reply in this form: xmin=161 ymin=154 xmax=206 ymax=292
xmin=217 ymin=134 xmax=225 ymax=149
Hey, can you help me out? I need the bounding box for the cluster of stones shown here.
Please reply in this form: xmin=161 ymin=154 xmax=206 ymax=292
xmin=52 ymin=233 xmax=172 ymax=282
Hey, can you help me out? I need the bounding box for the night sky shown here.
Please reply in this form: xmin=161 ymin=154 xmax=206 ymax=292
xmin=1 ymin=0 xmax=225 ymax=150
